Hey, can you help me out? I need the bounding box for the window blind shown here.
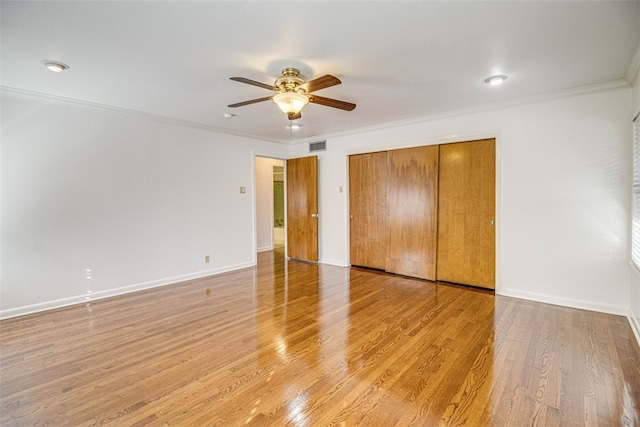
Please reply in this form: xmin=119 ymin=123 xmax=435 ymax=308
xmin=633 ymin=119 xmax=640 ymax=268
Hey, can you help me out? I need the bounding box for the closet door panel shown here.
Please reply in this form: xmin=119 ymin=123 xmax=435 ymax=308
xmin=349 ymin=152 xmax=388 ymax=269
xmin=386 ymin=146 xmax=439 ymax=280
xmin=437 ymin=139 xmax=495 ymax=288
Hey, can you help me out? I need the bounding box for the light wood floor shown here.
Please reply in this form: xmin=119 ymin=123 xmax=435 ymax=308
xmin=1 ymin=248 xmax=639 ymax=426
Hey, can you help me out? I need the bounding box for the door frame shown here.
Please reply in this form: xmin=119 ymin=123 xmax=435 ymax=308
xmin=253 ymin=155 xmax=288 ymax=262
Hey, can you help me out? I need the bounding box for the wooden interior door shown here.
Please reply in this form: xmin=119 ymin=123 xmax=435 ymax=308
xmin=349 ymin=151 xmax=388 ymax=269
xmin=437 ymin=139 xmax=495 ymax=289
xmin=286 ymin=156 xmax=318 ymax=261
xmin=386 ymin=146 xmax=439 ymax=280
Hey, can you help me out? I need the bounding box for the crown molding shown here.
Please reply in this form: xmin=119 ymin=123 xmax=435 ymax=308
xmin=289 ymin=79 xmax=631 ymax=145
xmin=2 ymin=80 xmax=630 ymax=147
xmin=0 ymin=86 xmax=286 ymax=145
xmin=626 ymin=42 xmax=640 ymax=87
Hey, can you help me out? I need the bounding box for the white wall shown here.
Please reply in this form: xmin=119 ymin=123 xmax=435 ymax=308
xmin=2 ymin=85 xmax=634 ymax=322
xmin=633 ymin=76 xmax=640 ymax=118
xmin=255 ymin=156 xmax=284 ymax=252
xmin=631 ymin=76 xmax=640 ymax=342
xmin=1 ymin=92 xmax=289 ymax=318
xmin=292 ymin=86 xmax=632 ymax=315
xmin=631 ymin=268 xmax=640 ymax=344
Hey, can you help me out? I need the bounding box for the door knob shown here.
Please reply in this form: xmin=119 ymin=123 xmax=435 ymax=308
xmin=311 ymin=213 xmax=318 ymax=218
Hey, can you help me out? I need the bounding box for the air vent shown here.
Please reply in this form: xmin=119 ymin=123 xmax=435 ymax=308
xmin=309 ymin=141 xmax=327 ymax=152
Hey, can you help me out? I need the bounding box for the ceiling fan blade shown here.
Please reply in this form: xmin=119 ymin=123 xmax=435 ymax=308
xmin=227 ymin=96 xmax=273 ymax=108
xmin=301 ymin=75 xmax=341 ymax=93
xmin=230 ymin=77 xmax=277 ymax=91
xmin=288 ymin=112 xmax=302 ymax=120
xmin=309 ymin=95 xmax=356 ymax=111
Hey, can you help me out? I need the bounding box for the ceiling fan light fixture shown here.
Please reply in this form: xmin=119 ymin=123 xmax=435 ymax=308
xmin=273 ymin=92 xmax=309 ymax=115
xmin=485 ymin=74 xmax=507 ymax=86
xmin=42 ymin=60 xmax=69 ymax=72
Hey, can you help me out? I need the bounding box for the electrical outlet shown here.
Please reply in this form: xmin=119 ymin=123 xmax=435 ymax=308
xmin=205 ymin=255 xmax=210 ymax=263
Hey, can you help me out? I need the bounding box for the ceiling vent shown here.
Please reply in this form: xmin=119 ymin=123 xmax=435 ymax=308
xmin=309 ymin=140 xmax=327 ymax=152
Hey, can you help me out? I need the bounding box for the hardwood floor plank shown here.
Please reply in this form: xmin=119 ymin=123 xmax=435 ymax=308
xmin=1 ymin=248 xmax=639 ymax=426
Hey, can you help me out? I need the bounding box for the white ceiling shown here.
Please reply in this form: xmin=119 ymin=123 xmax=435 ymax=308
xmin=2 ymin=1 xmax=639 ymax=144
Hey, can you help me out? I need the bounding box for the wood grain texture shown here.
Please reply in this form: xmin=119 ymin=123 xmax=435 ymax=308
xmin=437 ymin=139 xmax=496 ymax=288
xmin=308 ymin=95 xmax=356 ymax=111
xmin=286 ymin=156 xmax=318 ymax=262
xmin=1 ymin=248 xmax=639 ymax=426
xmin=386 ymin=145 xmax=439 ymax=280
xmin=349 ymin=151 xmax=388 ymax=270
xmin=300 ymin=74 xmax=341 ymax=93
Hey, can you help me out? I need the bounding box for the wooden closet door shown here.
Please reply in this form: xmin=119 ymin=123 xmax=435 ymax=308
xmin=286 ymin=156 xmax=318 ymax=262
xmin=386 ymin=146 xmax=439 ymax=280
xmin=437 ymin=139 xmax=495 ymax=289
xmin=349 ymin=151 xmax=387 ymax=269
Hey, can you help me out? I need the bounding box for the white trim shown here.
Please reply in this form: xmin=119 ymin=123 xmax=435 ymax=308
xmin=251 ymin=151 xmax=258 ymax=265
xmin=253 ymin=154 xmax=287 ymax=258
xmin=494 ymin=134 xmax=503 ymax=295
xmin=0 ymin=261 xmax=255 ymax=320
xmin=626 ymin=42 xmax=640 ymax=87
xmin=631 ymin=261 xmax=640 ymax=276
xmin=344 ymin=152 xmax=351 ymax=267
xmin=289 ymin=80 xmax=630 ymax=145
xmin=319 ymin=258 xmax=350 ymax=268
xmin=498 ymin=287 xmax=628 ymax=316
xmin=628 ymin=263 xmax=640 ymax=348
xmin=629 ymin=308 xmax=640 ymax=349
xmin=2 ymin=80 xmax=630 ymax=147
xmin=0 ymin=86 xmax=285 ymax=144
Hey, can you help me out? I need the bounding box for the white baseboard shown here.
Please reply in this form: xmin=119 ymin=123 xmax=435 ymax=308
xmin=498 ymin=287 xmax=628 ymax=316
xmin=629 ymin=308 xmax=640 ymax=349
xmin=257 ymin=245 xmax=274 ymax=253
xmin=319 ymin=258 xmax=350 ymax=268
xmin=0 ymin=261 xmax=255 ymax=320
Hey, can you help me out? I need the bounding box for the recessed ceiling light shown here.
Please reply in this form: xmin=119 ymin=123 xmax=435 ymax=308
xmin=223 ymin=113 xmax=236 ymax=119
xmin=484 ymin=75 xmax=507 ymax=86
xmin=285 ymin=123 xmax=301 ymax=131
xmin=42 ymin=60 xmax=69 ymax=72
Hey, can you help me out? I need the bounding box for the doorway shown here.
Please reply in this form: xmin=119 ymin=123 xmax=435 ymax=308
xmin=273 ymin=166 xmax=284 ymax=247
xmin=255 ymin=155 xmax=319 ymax=262
xmin=255 ymin=157 xmax=285 ymax=252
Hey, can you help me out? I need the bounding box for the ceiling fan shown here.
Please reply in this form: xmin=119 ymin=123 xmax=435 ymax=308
xmin=228 ymin=68 xmax=356 ymax=120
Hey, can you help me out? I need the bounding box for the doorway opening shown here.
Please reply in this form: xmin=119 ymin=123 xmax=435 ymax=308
xmin=255 ymin=156 xmax=285 ymax=253
xmin=273 ymin=165 xmax=284 ymax=247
